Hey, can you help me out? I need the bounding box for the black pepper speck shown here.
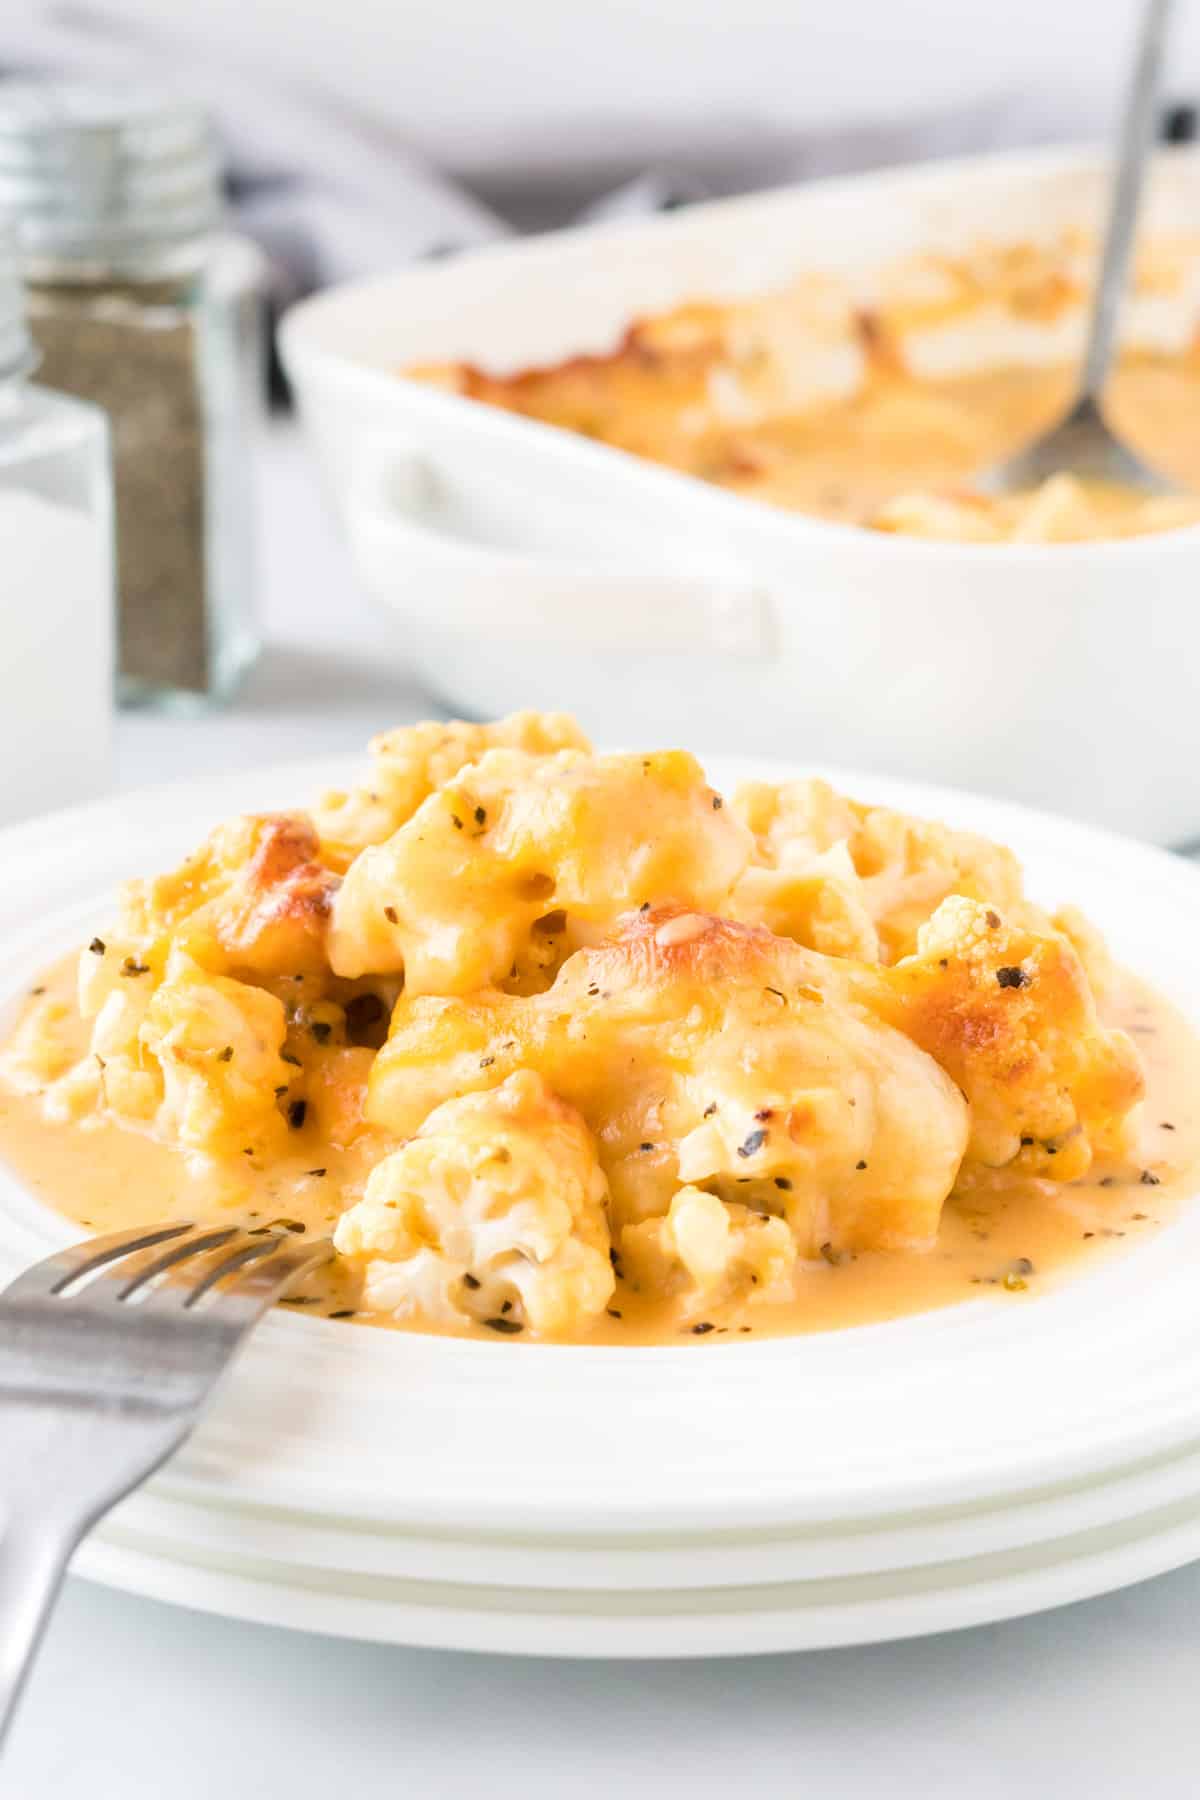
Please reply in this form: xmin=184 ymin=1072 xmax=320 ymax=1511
xmin=996 ymin=966 xmax=1029 ymax=990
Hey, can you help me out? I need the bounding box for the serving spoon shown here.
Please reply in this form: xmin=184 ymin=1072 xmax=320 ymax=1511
xmin=981 ymin=0 xmax=1180 ymax=499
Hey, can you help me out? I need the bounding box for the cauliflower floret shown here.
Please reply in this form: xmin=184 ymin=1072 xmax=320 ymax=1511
xmin=0 ymin=994 xmax=80 ymax=1094
xmin=118 ymin=813 xmax=340 ymax=986
xmin=329 ymin=747 xmax=752 ymax=994
xmin=733 ymin=776 xmax=1026 ymax=963
xmin=334 ymin=1071 xmax=613 ymax=1335
xmin=140 ymin=952 xmax=294 ymax=1156
xmin=70 ymin=935 xmax=162 ymax=1124
xmin=622 ymin=1187 xmax=796 ymax=1312
xmin=312 ymin=710 xmax=590 ymax=868
xmin=730 ymin=839 xmax=881 ymax=960
xmin=54 ymin=813 xmax=389 ymax=1152
xmin=366 ymin=907 xmax=970 ymax=1262
xmin=864 ymin=897 xmax=1144 ymax=1178
xmin=65 ymin=944 xmax=294 ymax=1156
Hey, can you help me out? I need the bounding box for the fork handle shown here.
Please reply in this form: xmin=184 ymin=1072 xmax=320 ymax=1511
xmin=0 ymin=1512 xmax=81 ymax=1750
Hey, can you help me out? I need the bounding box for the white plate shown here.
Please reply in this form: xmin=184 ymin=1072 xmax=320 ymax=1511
xmin=74 ymin=1424 xmax=1200 ymax=1595
xmin=2 ymin=755 xmax=1200 ymax=1653
xmin=70 ymin=1470 xmax=1200 ymax=1659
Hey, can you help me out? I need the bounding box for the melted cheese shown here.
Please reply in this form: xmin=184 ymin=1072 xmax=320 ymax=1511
xmin=0 ymin=951 xmax=1194 ymax=1345
xmin=0 ymin=717 xmax=1183 ymax=1346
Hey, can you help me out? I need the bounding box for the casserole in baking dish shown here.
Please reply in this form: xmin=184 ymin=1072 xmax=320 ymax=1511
xmin=281 ymin=145 xmax=1200 ymax=843
xmin=407 ymin=234 xmax=1200 ymax=543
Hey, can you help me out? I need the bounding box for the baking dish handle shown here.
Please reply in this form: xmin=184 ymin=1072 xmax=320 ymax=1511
xmin=343 ymin=444 xmax=772 ymax=657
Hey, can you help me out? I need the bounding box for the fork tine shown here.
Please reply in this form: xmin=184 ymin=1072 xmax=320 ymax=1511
xmin=196 ymin=1236 xmax=335 ymax=1311
xmin=112 ymin=1226 xmax=243 ymax=1300
xmin=0 ymin=1221 xmax=196 ymax=1302
xmin=158 ymin=1233 xmax=286 ymax=1307
xmin=141 ymin=1232 xmax=334 ymax=1314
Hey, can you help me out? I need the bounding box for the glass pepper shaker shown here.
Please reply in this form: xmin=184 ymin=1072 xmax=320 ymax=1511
xmin=0 ymin=80 xmax=264 ymax=709
xmin=0 ymin=230 xmax=113 ymax=821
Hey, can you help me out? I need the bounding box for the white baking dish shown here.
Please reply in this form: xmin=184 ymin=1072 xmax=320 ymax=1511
xmin=280 ymin=144 xmax=1200 ymax=845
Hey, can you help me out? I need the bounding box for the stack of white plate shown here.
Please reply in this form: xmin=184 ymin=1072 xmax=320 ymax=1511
xmin=3 ymin=757 xmax=1200 ymax=1657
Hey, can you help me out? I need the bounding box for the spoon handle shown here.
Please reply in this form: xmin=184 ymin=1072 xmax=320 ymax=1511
xmin=1081 ymin=0 xmax=1174 ymax=402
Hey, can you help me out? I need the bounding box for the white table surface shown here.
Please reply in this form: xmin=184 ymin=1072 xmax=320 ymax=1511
xmin=7 ymin=426 xmax=1198 ymax=1797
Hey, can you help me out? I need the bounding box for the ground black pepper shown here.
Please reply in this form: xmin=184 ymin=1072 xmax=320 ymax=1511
xmin=29 ymin=277 xmax=212 ymax=693
xmin=995 ymin=965 xmax=1029 ymax=989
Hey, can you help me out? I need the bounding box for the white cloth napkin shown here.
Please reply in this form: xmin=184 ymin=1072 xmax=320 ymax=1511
xmin=1 ymin=4 xmax=1187 ymax=308
xmin=0 ymin=7 xmax=510 ymax=309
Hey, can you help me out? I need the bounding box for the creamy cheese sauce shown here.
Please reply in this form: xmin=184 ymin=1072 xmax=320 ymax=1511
xmin=695 ymin=359 xmax=1200 ymax=526
xmin=2 ymin=955 xmax=1198 ymax=1344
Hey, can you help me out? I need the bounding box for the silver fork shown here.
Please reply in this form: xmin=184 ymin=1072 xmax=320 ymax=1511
xmin=0 ymin=1221 xmax=333 ymax=1751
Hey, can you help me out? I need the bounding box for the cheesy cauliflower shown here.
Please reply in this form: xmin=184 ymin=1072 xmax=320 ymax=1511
xmin=622 ymin=1187 xmax=796 ymax=1314
xmin=115 ymin=812 xmax=341 ymax=990
xmin=41 ymin=940 xmax=294 ymax=1156
xmin=38 ymin=810 xmax=396 ymax=1156
xmin=367 ymin=905 xmax=972 ymax=1259
xmin=9 ymin=708 xmax=1148 ymax=1341
xmin=333 ymin=1071 xmax=613 ymax=1332
xmin=732 ymin=776 xmax=1026 ymax=963
xmin=328 ymin=747 xmax=752 ymax=993
xmin=405 ymin=234 xmax=1200 ymax=544
xmin=862 ymin=897 xmax=1144 ymax=1179
xmin=2 ymin=993 xmax=80 ymax=1093
xmin=313 ymin=710 xmax=590 ymax=868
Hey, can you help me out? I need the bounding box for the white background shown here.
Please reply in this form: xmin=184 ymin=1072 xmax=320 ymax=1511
xmin=5 ymin=424 xmax=1200 ymax=1796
